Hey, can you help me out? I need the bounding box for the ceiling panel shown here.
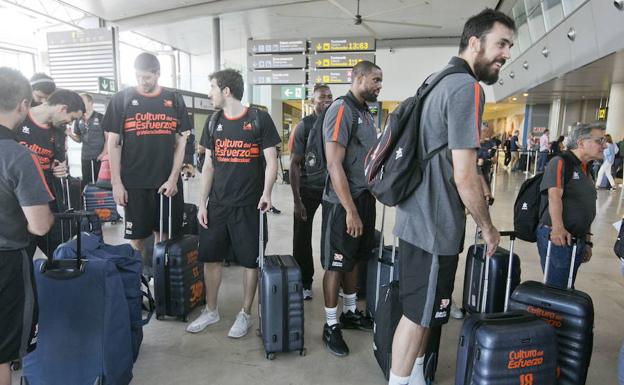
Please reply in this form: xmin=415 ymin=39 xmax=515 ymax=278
xmin=59 ymin=0 xmax=497 ymax=54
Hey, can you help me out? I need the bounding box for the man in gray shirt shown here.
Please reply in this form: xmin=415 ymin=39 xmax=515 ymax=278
xmin=0 ymin=67 xmax=54 ymax=385
xmin=321 ymin=61 xmax=382 ymax=357
xmin=67 ymin=93 xmax=107 ymax=187
xmin=388 ymin=9 xmax=515 ymax=385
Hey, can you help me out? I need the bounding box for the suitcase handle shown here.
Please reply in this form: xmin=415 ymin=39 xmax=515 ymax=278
xmin=373 ymin=205 xmax=399 ymax=313
xmin=39 ymin=211 xmax=93 ymax=279
xmin=91 ymin=159 xmax=96 ymax=184
xmin=544 ymin=236 xmax=579 ymax=289
xmin=479 ymin=230 xmax=517 ymax=313
xmin=159 ymin=194 xmax=173 ymax=241
xmin=258 ymin=210 xmax=265 ymax=269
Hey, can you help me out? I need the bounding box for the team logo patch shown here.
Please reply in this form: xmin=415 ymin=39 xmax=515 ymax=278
xmin=21 ymin=126 xmax=30 ymax=134
xmin=331 ymin=253 xmax=344 ymax=267
xmin=163 ymin=99 xmax=173 ymax=108
xmin=243 ymin=122 xmax=253 ymax=131
xmin=572 ymin=171 xmax=580 ymax=180
xmin=126 ymin=221 xmax=133 ymax=229
xmin=434 ymin=311 xmax=447 ymax=319
xmin=440 ymin=299 xmax=450 ymax=309
xmin=216 ymin=123 xmax=223 ymax=132
xmin=131 ymin=99 xmax=139 ymax=106
xmin=93 ymin=117 xmax=99 ymax=124
xmin=395 ymin=147 xmax=403 ymax=160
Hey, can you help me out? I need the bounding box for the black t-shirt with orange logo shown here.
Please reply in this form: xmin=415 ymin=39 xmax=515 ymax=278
xmin=16 ymin=112 xmax=65 ymax=185
xmin=200 ymin=108 xmax=280 ymax=207
xmin=102 ymin=87 xmax=192 ymax=189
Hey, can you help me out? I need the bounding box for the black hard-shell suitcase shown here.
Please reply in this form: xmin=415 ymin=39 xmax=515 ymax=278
xmin=153 ymin=195 xmax=205 ymax=322
xmin=508 ymin=240 xmax=594 ymax=385
xmin=372 ymin=206 xmax=438 ymax=384
xmin=463 ymin=230 xmax=521 ymax=314
xmin=257 ymin=211 xmax=305 ymax=360
xmin=455 ymin=231 xmax=558 ymax=385
xmin=366 ymin=208 xmax=400 ymax=319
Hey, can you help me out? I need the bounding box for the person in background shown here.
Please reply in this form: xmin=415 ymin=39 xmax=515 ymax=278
xmin=0 ymin=67 xmax=54 ymax=385
xmin=29 ymin=73 xmax=56 ymax=106
xmin=289 ymin=84 xmax=333 ymax=300
xmin=537 ymin=128 xmax=550 ymax=173
xmin=537 ymin=123 xmax=604 ymax=289
xmin=506 ymin=130 xmax=520 ymax=172
xmin=66 ymin=93 xmax=107 ymax=187
xmin=595 ymin=133 xmax=617 ymax=190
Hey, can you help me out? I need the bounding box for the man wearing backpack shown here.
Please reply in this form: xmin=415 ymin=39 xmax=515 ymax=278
xmin=289 ymin=84 xmax=333 ymax=300
xmin=103 ymin=53 xmax=192 ymax=271
xmin=186 ymin=69 xmax=280 ymax=338
xmin=537 ymin=123 xmax=604 ymax=289
xmin=388 ymin=9 xmax=514 ymax=385
xmin=321 ymin=60 xmax=382 ymax=357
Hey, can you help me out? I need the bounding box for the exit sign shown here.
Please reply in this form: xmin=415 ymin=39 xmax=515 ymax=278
xmin=281 ymin=85 xmax=305 ymax=100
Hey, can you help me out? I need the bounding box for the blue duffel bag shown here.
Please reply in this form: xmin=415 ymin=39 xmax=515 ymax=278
xmin=23 ymin=215 xmax=153 ymax=385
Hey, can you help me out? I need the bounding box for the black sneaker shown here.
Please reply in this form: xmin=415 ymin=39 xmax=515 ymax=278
xmin=323 ymin=323 xmax=349 ymax=357
xmin=340 ymin=309 xmax=374 ymax=331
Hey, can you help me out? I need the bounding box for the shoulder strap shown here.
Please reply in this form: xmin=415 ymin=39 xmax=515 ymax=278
xmin=558 ymin=151 xmax=576 ymax=186
xmin=207 ymin=110 xmax=223 ymax=139
xmin=118 ymin=88 xmax=136 ymax=145
xmin=418 ymin=64 xmax=472 ymax=100
xmin=247 ymin=107 xmax=263 ymax=143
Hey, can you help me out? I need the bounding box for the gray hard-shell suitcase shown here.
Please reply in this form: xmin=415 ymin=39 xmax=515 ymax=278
xmin=257 ymin=211 xmax=306 ymax=360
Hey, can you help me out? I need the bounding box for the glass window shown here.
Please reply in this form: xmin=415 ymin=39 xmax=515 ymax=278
xmin=0 ymin=48 xmax=35 ymax=79
xmin=513 ymin=2 xmax=532 ymax=52
xmin=542 ymin=0 xmax=565 ymax=30
xmin=525 ymin=0 xmax=547 ymax=42
xmin=562 ymin=0 xmax=586 ymax=15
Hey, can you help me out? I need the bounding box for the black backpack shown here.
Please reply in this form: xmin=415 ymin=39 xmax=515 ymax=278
xmin=303 ymin=96 xmax=359 ymax=187
xmin=364 ymin=64 xmax=471 ymax=206
xmin=513 ymin=151 xmax=574 ymax=242
xmin=207 ymin=107 xmax=262 ymax=143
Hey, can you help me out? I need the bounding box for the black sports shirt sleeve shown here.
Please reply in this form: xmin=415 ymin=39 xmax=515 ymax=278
xmin=102 ymin=92 xmax=125 ymax=135
xmin=175 ymin=94 xmax=192 ymax=134
xmin=200 ymin=116 xmax=213 ymax=150
xmin=258 ymin=111 xmax=281 ymax=150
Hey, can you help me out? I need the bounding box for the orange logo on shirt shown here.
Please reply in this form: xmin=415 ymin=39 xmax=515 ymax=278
xmin=214 ymin=138 xmax=260 ymax=163
xmin=242 ymin=122 xmax=253 ymax=131
xmin=163 ymin=99 xmax=173 ymax=108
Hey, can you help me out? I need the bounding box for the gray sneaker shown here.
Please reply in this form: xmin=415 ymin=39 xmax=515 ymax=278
xmin=186 ymin=306 xmax=220 ymax=333
xmin=228 ymin=310 xmax=252 ymax=338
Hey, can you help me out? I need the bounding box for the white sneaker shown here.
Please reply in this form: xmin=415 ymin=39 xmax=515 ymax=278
xmin=450 ymin=302 xmax=464 ymax=320
xmin=228 ymin=310 xmax=252 ymax=338
xmin=186 ymin=306 xmax=220 ymax=333
xmin=303 ymin=289 xmax=313 ymax=300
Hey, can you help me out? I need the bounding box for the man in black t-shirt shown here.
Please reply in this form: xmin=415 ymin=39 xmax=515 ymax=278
xmin=289 ymin=84 xmax=333 ymax=300
xmin=66 ymin=93 xmax=107 ymax=186
xmin=103 ymin=53 xmax=192 ymax=268
xmin=186 ymin=69 xmax=280 ymax=338
xmin=0 ymin=67 xmax=54 ymax=385
xmin=16 ymin=89 xmax=85 ymax=258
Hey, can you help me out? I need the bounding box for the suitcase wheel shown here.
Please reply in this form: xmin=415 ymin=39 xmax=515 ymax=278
xmin=266 ymin=352 xmax=276 ymax=360
xmin=10 ymin=360 xmax=21 ymax=371
xmin=299 ymin=348 xmax=307 ymax=357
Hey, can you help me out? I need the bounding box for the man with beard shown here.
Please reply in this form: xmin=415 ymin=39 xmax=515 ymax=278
xmin=289 ymin=84 xmax=333 ymax=300
xmin=104 ymin=53 xmax=192 ymax=271
xmin=16 ymin=89 xmax=84 ymax=257
xmin=321 ymin=61 xmax=382 ymax=357
xmin=388 ymin=9 xmax=515 ymax=385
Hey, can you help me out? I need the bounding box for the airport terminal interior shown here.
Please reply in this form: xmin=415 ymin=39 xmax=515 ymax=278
xmin=2 ymin=0 xmax=624 ymax=384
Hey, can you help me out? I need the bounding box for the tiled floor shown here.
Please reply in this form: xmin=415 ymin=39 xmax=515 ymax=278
xmin=13 ymin=166 xmax=624 ymax=384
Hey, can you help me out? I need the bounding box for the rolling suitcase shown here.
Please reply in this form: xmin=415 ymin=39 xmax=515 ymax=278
xmin=83 ymin=184 xmax=122 ymax=223
xmin=181 ymin=180 xmax=199 ymax=235
xmin=372 ymin=206 xmax=440 ymax=384
xmin=258 ymin=211 xmax=306 ymax=360
xmin=22 ymin=211 xmax=134 ymax=385
xmin=366 ymin=206 xmax=400 ymax=319
xmin=508 ymin=240 xmax=594 ymax=385
xmin=462 ymin=230 xmax=521 ymax=314
xmin=455 ymin=231 xmax=558 ymax=385
xmin=153 ymin=195 xmax=205 ymax=322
